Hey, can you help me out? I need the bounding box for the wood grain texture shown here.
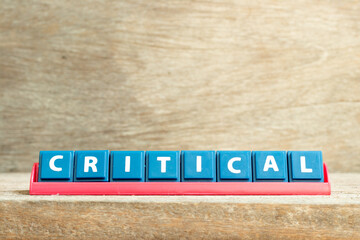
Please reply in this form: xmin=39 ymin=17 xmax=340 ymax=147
xmin=0 ymin=173 xmax=360 ymax=239
xmin=1 ymin=0 xmax=360 ymax=173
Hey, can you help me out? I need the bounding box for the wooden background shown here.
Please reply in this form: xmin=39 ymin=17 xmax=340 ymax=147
xmin=1 ymin=0 xmax=360 ymax=173
xmin=0 ymin=1 xmax=360 ymax=239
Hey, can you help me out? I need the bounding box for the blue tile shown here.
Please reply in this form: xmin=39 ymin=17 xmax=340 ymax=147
xmin=217 ymin=151 xmax=252 ymax=182
xmin=74 ymin=150 xmax=109 ymax=182
xmin=110 ymin=151 xmax=145 ymax=182
xmin=288 ymin=151 xmax=324 ymax=182
xmin=252 ymin=151 xmax=288 ymax=182
xmin=38 ymin=151 xmax=74 ymax=182
xmin=146 ymin=151 xmax=180 ymax=182
xmin=181 ymin=151 xmax=216 ymax=182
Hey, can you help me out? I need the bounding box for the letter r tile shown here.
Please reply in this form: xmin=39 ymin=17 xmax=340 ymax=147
xmin=74 ymin=150 xmax=109 ymax=182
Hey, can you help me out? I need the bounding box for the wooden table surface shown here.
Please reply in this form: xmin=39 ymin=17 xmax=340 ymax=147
xmin=1 ymin=0 xmax=360 ymax=174
xmin=0 ymin=173 xmax=359 ymax=239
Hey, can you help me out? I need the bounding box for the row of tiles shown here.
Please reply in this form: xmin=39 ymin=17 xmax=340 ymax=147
xmin=38 ymin=150 xmax=324 ymax=182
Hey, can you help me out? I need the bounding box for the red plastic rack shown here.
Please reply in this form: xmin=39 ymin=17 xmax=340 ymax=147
xmin=29 ymin=162 xmax=331 ymax=195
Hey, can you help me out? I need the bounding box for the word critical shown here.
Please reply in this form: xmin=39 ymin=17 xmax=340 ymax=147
xmin=38 ymin=150 xmax=324 ymax=182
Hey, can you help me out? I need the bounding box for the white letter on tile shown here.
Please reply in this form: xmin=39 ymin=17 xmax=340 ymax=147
xmin=196 ymin=156 xmax=202 ymax=172
xmin=157 ymin=157 xmax=171 ymax=173
xmin=84 ymin=156 xmax=98 ymax=173
xmin=49 ymin=155 xmax=63 ymax=172
xmin=263 ymin=156 xmax=279 ymax=172
xmin=300 ymin=156 xmax=313 ymax=173
xmin=228 ymin=157 xmax=241 ymax=174
xmin=125 ymin=156 xmax=131 ymax=172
